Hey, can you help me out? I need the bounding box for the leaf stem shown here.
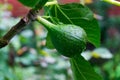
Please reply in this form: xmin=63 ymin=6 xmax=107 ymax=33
xmin=102 ymin=0 xmax=120 ymax=6
xmin=37 ymin=16 xmax=56 ymax=29
xmin=45 ymin=0 xmax=58 ymax=6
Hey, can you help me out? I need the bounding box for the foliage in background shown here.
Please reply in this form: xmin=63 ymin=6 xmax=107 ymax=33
xmin=1 ymin=0 xmax=120 ymax=80
xmin=0 ymin=4 xmax=72 ymax=80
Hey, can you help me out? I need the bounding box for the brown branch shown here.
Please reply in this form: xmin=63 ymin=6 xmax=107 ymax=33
xmin=0 ymin=9 xmax=39 ymax=48
xmin=0 ymin=0 xmax=50 ymax=48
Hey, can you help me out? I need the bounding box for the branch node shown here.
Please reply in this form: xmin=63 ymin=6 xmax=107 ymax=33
xmin=28 ymin=9 xmax=39 ymax=21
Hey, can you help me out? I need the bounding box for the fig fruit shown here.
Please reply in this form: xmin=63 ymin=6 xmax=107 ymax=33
xmin=37 ymin=16 xmax=87 ymax=58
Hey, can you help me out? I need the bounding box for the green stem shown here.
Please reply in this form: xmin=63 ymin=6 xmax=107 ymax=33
xmin=37 ymin=16 xmax=56 ymax=29
xmin=102 ymin=0 xmax=120 ymax=6
xmin=80 ymin=0 xmax=85 ymax=5
xmin=45 ymin=0 xmax=58 ymax=6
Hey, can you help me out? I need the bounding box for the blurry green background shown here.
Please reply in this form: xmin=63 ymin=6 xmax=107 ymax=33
xmin=1 ymin=0 xmax=120 ymax=80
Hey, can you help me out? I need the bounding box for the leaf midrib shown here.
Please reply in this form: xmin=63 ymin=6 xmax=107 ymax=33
xmin=73 ymin=59 xmax=88 ymax=80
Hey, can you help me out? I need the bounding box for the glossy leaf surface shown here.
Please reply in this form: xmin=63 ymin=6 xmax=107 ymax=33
xmin=49 ymin=3 xmax=100 ymax=47
xmin=70 ymin=55 xmax=102 ymax=80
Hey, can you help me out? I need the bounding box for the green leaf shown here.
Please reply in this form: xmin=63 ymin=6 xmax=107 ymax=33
xmin=18 ymin=0 xmax=48 ymax=9
xmin=49 ymin=3 xmax=100 ymax=47
xmin=76 ymin=19 xmax=100 ymax=47
xmin=70 ymin=55 xmax=103 ymax=80
xmin=18 ymin=0 xmax=40 ymax=7
xmin=46 ymin=32 xmax=55 ymax=49
xmin=49 ymin=3 xmax=94 ymax=22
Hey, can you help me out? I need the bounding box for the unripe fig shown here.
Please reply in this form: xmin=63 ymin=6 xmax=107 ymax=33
xmin=37 ymin=16 xmax=87 ymax=58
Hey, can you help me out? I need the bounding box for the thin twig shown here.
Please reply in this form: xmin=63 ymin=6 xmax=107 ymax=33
xmin=102 ymin=0 xmax=120 ymax=6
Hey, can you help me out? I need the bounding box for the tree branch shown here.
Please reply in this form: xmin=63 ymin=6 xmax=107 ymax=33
xmin=0 ymin=0 xmax=53 ymax=48
xmin=0 ymin=9 xmax=39 ymax=48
